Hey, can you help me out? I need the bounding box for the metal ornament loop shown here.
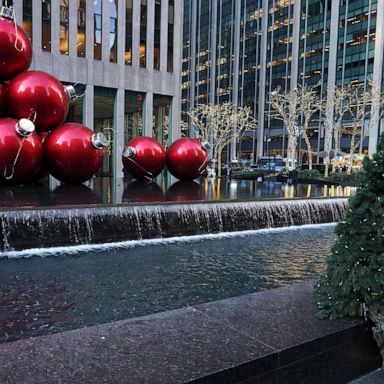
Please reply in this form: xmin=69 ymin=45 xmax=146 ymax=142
xmin=122 ymin=146 xmax=137 ymax=159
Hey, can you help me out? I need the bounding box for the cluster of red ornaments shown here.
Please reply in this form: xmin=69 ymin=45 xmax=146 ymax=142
xmin=122 ymin=137 xmax=209 ymax=181
xmin=0 ymin=8 xmax=109 ymax=185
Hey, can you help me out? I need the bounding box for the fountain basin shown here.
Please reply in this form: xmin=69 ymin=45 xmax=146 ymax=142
xmin=0 ymin=198 xmax=348 ymax=251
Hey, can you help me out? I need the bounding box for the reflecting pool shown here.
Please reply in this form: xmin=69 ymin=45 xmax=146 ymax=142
xmin=0 ymin=177 xmax=356 ymax=208
xmin=0 ymin=223 xmax=336 ymax=342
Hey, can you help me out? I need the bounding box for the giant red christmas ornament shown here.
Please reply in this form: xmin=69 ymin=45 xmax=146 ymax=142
xmin=166 ymin=138 xmax=210 ymax=181
xmin=6 ymin=70 xmax=77 ymax=131
xmin=44 ymin=123 xmax=109 ymax=184
xmin=0 ymin=118 xmax=42 ymax=185
xmin=0 ymin=84 xmax=5 ymax=114
xmin=122 ymin=136 xmax=166 ymax=180
xmin=31 ymin=131 xmax=49 ymax=182
xmin=0 ymin=7 xmax=32 ymax=80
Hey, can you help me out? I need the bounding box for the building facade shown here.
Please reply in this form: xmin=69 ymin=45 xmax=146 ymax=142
xmin=182 ymin=0 xmax=384 ymax=163
xmin=3 ymin=0 xmax=183 ymax=179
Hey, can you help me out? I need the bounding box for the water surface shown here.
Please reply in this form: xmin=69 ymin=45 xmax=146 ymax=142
xmin=0 ymin=224 xmax=336 ymax=342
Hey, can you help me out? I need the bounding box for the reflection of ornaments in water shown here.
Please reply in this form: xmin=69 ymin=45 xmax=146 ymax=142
xmin=52 ymin=184 xmax=102 ymax=206
xmin=167 ymin=181 xmax=203 ymax=202
xmin=122 ymin=136 xmax=166 ymax=180
xmin=6 ymin=71 xmax=76 ymax=131
xmin=44 ymin=123 xmax=109 ymax=184
xmin=0 ymin=118 xmax=43 ymax=185
xmin=166 ymin=138 xmax=209 ymax=181
xmin=0 ymin=15 xmax=32 ymax=80
xmin=122 ymin=180 xmax=165 ymax=203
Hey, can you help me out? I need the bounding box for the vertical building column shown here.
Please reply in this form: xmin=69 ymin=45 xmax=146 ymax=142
xmin=290 ymin=0 xmax=301 ymax=89
xmin=68 ymin=0 xmax=77 ymax=57
xmin=369 ymin=0 xmax=384 ymax=155
xmin=171 ymin=0 xmax=183 ymax=141
xmin=324 ymin=0 xmax=340 ymax=148
xmin=230 ymin=0 xmax=241 ymax=160
xmin=189 ymin=0 xmax=197 ymax=134
xmin=160 ymin=0 xmax=169 ymax=72
xmin=257 ymin=0 xmax=269 ymax=158
xmin=31 ymin=0 xmax=42 ymax=66
xmin=209 ymin=0 xmax=217 ymax=105
xmin=116 ymin=0 xmax=126 ymax=176
xmin=114 ymin=88 xmax=125 ymax=177
xmin=51 ymin=0 xmax=60 ymax=53
xmin=85 ymin=85 xmax=94 ymax=129
xmin=146 ymin=0 xmax=155 ymax=69
xmin=102 ymin=0 xmax=110 ymax=63
xmin=13 ymin=0 xmax=22 ymax=24
xmin=144 ymin=92 xmax=154 ymax=137
xmin=85 ymin=0 xmax=94 ymax=60
xmin=132 ymin=0 xmax=141 ymax=67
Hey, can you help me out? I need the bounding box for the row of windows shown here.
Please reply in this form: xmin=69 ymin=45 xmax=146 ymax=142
xmin=20 ymin=0 xmax=174 ymax=72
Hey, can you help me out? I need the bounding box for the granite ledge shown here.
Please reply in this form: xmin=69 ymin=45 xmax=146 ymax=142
xmin=0 ymin=283 xmax=381 ymax=384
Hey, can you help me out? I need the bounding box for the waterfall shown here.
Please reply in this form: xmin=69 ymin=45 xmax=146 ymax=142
xmin=0 ymin=198 xmax=349 ymax=251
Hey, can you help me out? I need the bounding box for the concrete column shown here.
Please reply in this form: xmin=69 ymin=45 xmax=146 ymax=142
xmin=114 ymin=88 xmax=125 ymax=177
xmin=85 ymin=85 xmax=94 ymax=130
xmin=160 ymin=0 xmax=169 ymax=72
xmin=171 ymin=0 xmax=183 ymax=142
xmin=32 ymin=0 xmax=42 ymax=61
xmin=68 ymin=0 xmax=77 ymax=57
xmin=189 ymin=0 xmax=197 ymax=122
xmin=144 ymin=92 xmax=154 ymax=137
xmin=324 ymin=0 xmax=340 ymax=146
xmin=209 ymin=0 xmax=217 ymax=105
xmin=146 ymin=0 xmax=155 ymax=70
xmin=102 ymin=0 xmax=110 ymax=64
xmin=13 ymin=0 xmax=22 ymax=24
xmin=230 ymin=0 xmax=241 ymax=160
xmin=290 ymin=0 xmax=301 ymax=89
xmin=51 ymin=0 xmax=60 ymax=54
xmin=369 ymin=0 xmax=384 ymax=155
xmin=132 ymin=0 xmax=141 ymax=67
xmin=257 ymin=0 xmax=269 ymax=158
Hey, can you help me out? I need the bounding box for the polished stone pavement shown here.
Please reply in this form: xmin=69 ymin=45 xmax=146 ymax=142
xmin=0 ymin=283 xmax=381 ymax=384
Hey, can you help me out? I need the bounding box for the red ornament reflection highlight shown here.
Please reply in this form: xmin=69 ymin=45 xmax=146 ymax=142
xmin=0 ymin=17 xmax=32 ymax=80
xmin=7 ymin=71 xmax=69 ymax=131
xmin=122 ymin=137 xmax=166 ymax=180
xmin=122 ymin=180 xmax=165 ymax=203
xmin=167 ymin=181 xmax=203 ymax=202
xmin=166 ymin=138 xmax=208 ymax=181
xmin=0 ymin=118 xmax=42 ymax=185
xmin=44 ymin=123 xmax=108 ymax=184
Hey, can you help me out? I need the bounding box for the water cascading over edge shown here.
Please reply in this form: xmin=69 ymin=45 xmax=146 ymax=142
xmin=0 ymin=198 xmax=349 ymax=251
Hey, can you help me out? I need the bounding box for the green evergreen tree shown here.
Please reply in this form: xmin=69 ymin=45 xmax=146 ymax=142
xmin=316 ymin=134 xmax=384 ymax=357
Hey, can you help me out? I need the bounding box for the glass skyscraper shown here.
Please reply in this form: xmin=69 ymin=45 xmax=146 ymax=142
xmin=182 ymin=0 xmax=384 ymax=163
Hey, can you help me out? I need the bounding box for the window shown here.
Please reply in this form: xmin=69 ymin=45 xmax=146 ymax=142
xmin=22 ymin=0 xmax=32 ymax=42
xmin=109 ymin=0 xmax=117 ymax=63
xmin=42 ymin=0 xmax=51 ymax=52
xmin=125 ymin=0 xmax=133 ymax=64
xmin=124 ymin=91 xmax=145 ymax=143
xmin=140 ymin=0 xmax=147 ymax=67
xmin=94 ymin=0 xmax=102 ymax=60
xmin=154 ymin=0 xmax=161 ymax=70
xmin=153 ymin=95 xmax=172 ymax=148
xmin=167 ymin=0 xmax=174 ymax=72
xmin=60 ymin=0 xmax=69 ymax=55
xmin=77 ymin=0 xmax=86 ymax=57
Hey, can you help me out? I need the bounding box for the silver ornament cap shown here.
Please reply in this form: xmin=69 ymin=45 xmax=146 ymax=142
xmin=91 ymin=132 xmax=110 ymax=149
xmin=16 ymin=118 xmax=35 ymax=137
xmin=122 ymin=146 xmax=137 ymax=159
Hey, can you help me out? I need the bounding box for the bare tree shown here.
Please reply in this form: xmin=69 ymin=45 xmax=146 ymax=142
xmin=323 ymin=85 xmax=351 ymax=176
xmin=346 ymin=80 xmax=383 ymax=173
xmin=187 ymin=102 xmax=257 ymax=177
xmin=269 ymin=87 xmax=301 ymax=170
xmin=298 ymin=84 xmax=320 ymax=170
